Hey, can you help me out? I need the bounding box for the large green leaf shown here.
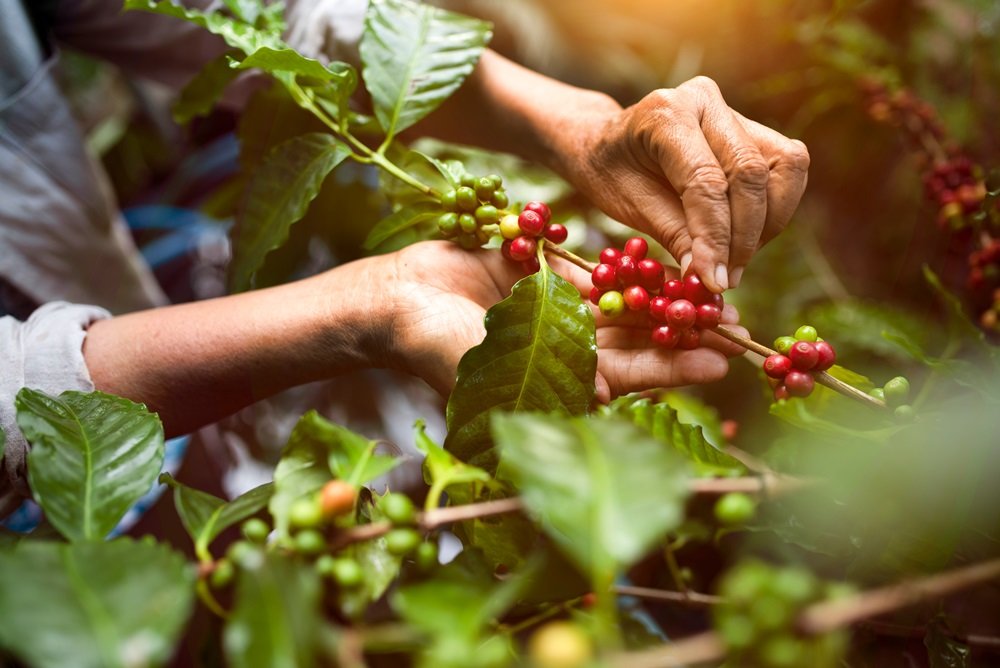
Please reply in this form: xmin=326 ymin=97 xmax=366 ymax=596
xmin=601 ymin=395 xmax=745 ymax=476
xmin=224 ymin=553 xmax=323 ymax=668
xmin=363 ymin=202 xmax=441 ymax=250
xmin=16 ymin=389 xmax=164 ymax=542
xmin=173 ymin=52 xmax=241 ymax=123
xmin=445 ymin=265 xmax=598 ymax=471
xmin=0 ymin=538 xmax=194 ymax=668
xmin=230 ymin=133 xmax=351 ymax=291
xmin=124 ymin=0 xmax=283 ymax=55
xmin=160 ymin=473 xmax=273 ymax=562
xmin=494 ymin=413 xmax=690 ymax=581
xmin=360 ymin=0 xmax=492 ymax=139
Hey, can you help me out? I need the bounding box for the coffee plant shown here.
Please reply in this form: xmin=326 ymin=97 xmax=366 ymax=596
xmin=3 ymin=1 xmax=1000 ymax=667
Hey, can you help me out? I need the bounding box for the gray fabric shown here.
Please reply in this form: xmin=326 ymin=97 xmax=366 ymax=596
xmin=0 ymin=302 xmax=111 ymax=515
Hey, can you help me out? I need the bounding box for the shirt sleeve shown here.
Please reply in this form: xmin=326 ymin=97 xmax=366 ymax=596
xmin=0 ymin=302 xmax=111 ymax=517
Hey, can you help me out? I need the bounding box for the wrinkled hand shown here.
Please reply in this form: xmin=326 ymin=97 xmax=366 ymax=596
xmin=556 ymin=76 xmax=810 ymax=292
xmin=379 ymin=241 xmax=747 ymax=400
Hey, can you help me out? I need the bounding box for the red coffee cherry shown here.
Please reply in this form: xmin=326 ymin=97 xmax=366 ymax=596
xmin=695 ymin=303 xmax=722 ymax=329
xmin=599 ymin=247 xmax=623 ymax=265
xmin=651 ymin=325 xmax=681 ymax=349
xmin=501 ymin=239 xmax=515 ymax=262
xmin=592 ymin=264 xmax=619 ymax=290
xmin=624 ymin=237 xmax=648 ymax=260
xmin=522 ymin=256 xmax=541 ymax=273
xmin=509 ymin=235 xmax=537 ymax=262
xmin=648 ymin=296 xmax=671 ymax=322
xmin=813 ymin=341 xmax=836 ymax=371
xmin=682 ymin=274 xmax=714 ymax=305
xmin=637 ymin=259 xmax=665 ymax=291
xmin=623 ymin=285 xmax=651 ymax=311
xmin=789 ymin=341 xmax=819 ymax=371
xmin=518 ymin=210 xmax=545 ymax=236
xmin=666 ymin=299 xmax=697 ymax=330
xmin=784 ymin=370 xmax=815 ymax=397
xmin=543 ymin=223 xmax=568 ymax=244
xmin=589 ymin=287 xmax=604 ymax=306
xmin=662 ymin=279 xmax=684 ymax=300
xmin=763 ymin=354 xmax=792 ymax=379
xmin=678 ymin=328 xmax=702 ymax=350
xmin=523 ymin=201 xmax=552 ymax=223
xmin=773 ymin=385 xmax=790 ymax=401
xmin=615 ymin=255 xmax=641 ymax=286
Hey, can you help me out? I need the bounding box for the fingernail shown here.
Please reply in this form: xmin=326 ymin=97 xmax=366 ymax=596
xmin=714 ymin=264 xmax=729 ymax=291
xmin=729 ymin=266 xmax=745 ymax=288
xmin=680 ymin=253 xmax=693 ymax=277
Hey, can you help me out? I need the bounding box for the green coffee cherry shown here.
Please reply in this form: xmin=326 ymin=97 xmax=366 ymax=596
xmin=381 ymin=493 xmax=416 ymax=525
xmin=883 ymin=376 xmax=910 ymax=407
xmin=226 ymin=540 xmax=257 ymax=568
xmin=474 ymin=204 xmax=499 ymax=224
xmin=458 ymin=213 xmax=477 ymax=234
xmin=487 ymin=173 xmax=503 ymax=189
xmin=869 ymin=387 xmax=886 ymax=402
xmin=794 ymin=325 xmax=818 ymax=342
xmin=770 ymin=568 xmax=816 ymax=605
xmin=437 ymin=212 xmax=459 ymax=238
xmin=289 ymin=497 xmax=323 ymax=530
xmin=475 ymin=177 xmax=495 ymax=201
xmin=415 ymin=541 xmax=438 ymax=571
xmin=210 ymin=559 xmax=235 ymax=589
xmin=599 ymin=290 xmax=626 ymax=318
xmin=241 ymin=518 xmax=270 ymax=544
xmin=491 ymin=190 xmax=509 ymax=209
xmin=893 ymin=404 xmax=916 ymax=422
xmin=759 ymin=635 xmax=806 ymax=668
xmin=331 ymin=558 xmax=364 ymax=588
xmin=457 ymin=233 xmax=480 ymax=250
xmin=455 ymin=186 xmax=477 ymax=211
xmin=315 ymin=554 xmax=336 ymax=576
xmin=774 ymin=336 xmax=796 ymax=354
xmin=714 ymin=492 xmax=756 ymax=525
xmin=385 ymin=528 xmax=421 ymax=556
xmin=294 ymin=529 xmax=326 ymax=556
xmin=440 ymin=189 xmax=458 ymax=211
xmin=460 ymin=174 xmax=477 ymax=188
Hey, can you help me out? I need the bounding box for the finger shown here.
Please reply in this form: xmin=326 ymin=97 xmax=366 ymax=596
xmin=688 ymin=78 xmax=770 ymax=288
xmin=734 ymin=112 xmax=810 ymax=247
xmin=597 ymin=347 xmax=730 ymax=397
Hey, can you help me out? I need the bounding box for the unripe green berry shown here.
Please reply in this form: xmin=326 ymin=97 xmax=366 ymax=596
xmin=499 ymin=214 xmax=521 ymax=240
xmin=774 ymin=336 xmax=796 ymax=354
xmin=210 ymin=559 xmax=235 ymax=589
xmin=315 ymin=554 xmax=336 ymax=576
xmin=289 ymin=497 xmax=323 ymax=529
xmin=599 ymin=290 xmax=626 ymax=318
xmin=894 ymin=404 xmax=916 ymax=422
xmin=437 ymin=213 xmax=459 ymax=238
xmin=385 ymin=528 xmax=421 ymax=556
xmin=457 ymin=233 xmax=480 ymax=250
xmin=460 ymin=174 xmax=477 ymax=188
xmin=415 ymin=541 xmax=438 ymax=570
xmin=294 ymin=529 xmax=326 ymax=556
xmin=750 ymin=594 xmax=792 ymax=631
xmin=716 ymin=614 xmax=755 ymax=650
xmin=794 ymin=325 xmax=819 ymax=342
xmin=869 ymin=387 xmax=886 ymax=402
xmin=440 ymin=189 xmax=458 ymax=211
xmin=475 ymin=204 xmax=499 ymax=224
xmin=455 ymin=186 xmax=477 ymax=211
xmin=475 ymin=177 xmax=495 ymax=201
xmin=759 ymin=635 xmax=806 ymax=668
xmin=487 ymin=173 xmax=503 ymax=189
xmin=491 ymin=190 xmax=509 ymax=209
xmin=458 ymin=213 xmax=477 ymax=234
xmin=226 ymin=540 xmax=257 ymax=568
xmin=771 ymin=568 xmax=816 ymax=604
xmin=714 ymin=493 xmax=756 ymax=525
xmin=883 ymin=376 xmax=911 ymax=407
xmin=475 ymin=227 xmax=493 ymax=245
xmin=241 ymin=518 xmax=270 ymax=544
xmin=331 ymin=557 xmax=364 ymax=588
xmin=381 ymin=493 xmax=416 ymax=525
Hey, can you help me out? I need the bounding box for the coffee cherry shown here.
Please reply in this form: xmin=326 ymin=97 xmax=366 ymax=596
xmin=695 ymin=303 xmax=722 ymax=329
xmin=475 ymin=204 xmax=498 ymax=224
xmin=813 ymin=341 xmax=836 ymax=371
xmin=518 ymin=210 xmax=545 ymax=236
xmin=794 ymin=325 xmax=819 ymax=342
xmin=475 ymin=176 xmax=495 ymax=201
xmin=499 ymin=214 xmax=521 ymax=240
xmin=894 ymin=404 xmax=916 ymax=422
xmin=460 ymin=174 xmax=477 ymax=188
xmin=623 ymin=285 xmax=651 ymax=311
xmin=784 ymin=370 xmax=815 ymax=397
xmin=714 ymin=492 xmax=756 ymax=525
xmin=869 ymin=387 xmax=886 ymax=402
xmin=883 ymin=376 xmax=910 ymax=406
xmin=415 ymin=541 xmax=439 ymax=571
xmin=522 ymin=257 xmax=541 ymax=273
xmin=509 ymin=235 xmax=537 ymax=262
xmin=382 ymin=493 xmax=416 ymax=525
xmin=241 ymin=518 xmax=270 ymax=544
xmin=599 ymin=247 xmax=623 ymax=265
xmin=543 ymin=223 xmax=568 ymax=244
xmin=637 ymin=258 xmax=665 ymax=291
xmin=331 ymin=557 xmax=364 ymax=588
xmin=440 ymin=190 xmax=458 ymax=211
xmin=662 ymin=279 xmax=684 ymax=300
xmin=788 ymin=341 xmax=819 ymax=371
xmin=651 ymin=325 xmax=681 ymax=349
xmin=648 ymin=296 xmax=670 ymax=322
xmin=501 ymin=239 xmax=515 ymax=261
xmin=666 ymin=299 xmax=697 ymax=330
xmin=682 ymin=274 xmax=713 ymax=304
xmin=385 ymin=528 xmax=421 ymax=556
xmin=773 ymin=385 xmax=790 ymax=401
xmin=487 ymin=173 xmax=503 ymax=189
xmin=210 ymin=559 xmax=235 ymax=589
xmin=290 ymin=496 xmax=323 ymax=529
xmin=457 ymin=233 xmax=479 ymax=250
xmin=589 ymin=287 xmax=604 ymax=305
xmin=528 ymin=621 xmax=593 ymax=668
xmin=763 ymin=354 xmax=792 ymax=379
xmin=458 ymin=213 xmax=477 ymax=234
xmin=624 ymin=237 xmax=648 ymax=260
xmin=477 ymin=224 xmax=498 ymax=244
xmin=592 ymin=263 xmax=618 ymax=290
xmin=523 ymin=201 xmax=552 ymax=223
xmin=294 ymin=529 xmax=326 ymax=555
xmin=227 ymin=540 xmax=258 ymax=568
xmin=437 ymin=213 xmax=459 ymax=238
xmin=678 ymin=328 xmax=702 ymax=350
xmin=599 ymin=291 xmax=626 ymax=318
xmin=455 ymin=186 xmax=477 ymax=211
xmin=491 ymin=190 xmax=509 ymax=209
xmin=615 ymin=255 xmax=640 ymax=286
xmin=774 ymin=336 xmax=796 ymax=354
xmin=320 ymin=480 xmax=357 ymax=519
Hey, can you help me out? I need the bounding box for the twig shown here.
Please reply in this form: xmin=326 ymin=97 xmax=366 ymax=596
xmin=859 ymin=620 xmax=1000 ymax=652
xmin=543 ymin=242 xmax=596 ymax=272
xmin=612 ymin=631 xmax=725 ymax=668
xmin=613 ymin=585 xmax=721 ymax=608
xmin=687 ymin=473 xmax=815 ymax=498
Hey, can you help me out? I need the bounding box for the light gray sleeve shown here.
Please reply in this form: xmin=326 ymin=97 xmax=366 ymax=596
xmin=284 ymin=0 xmax=369 ymax=69
xmin=0 ymin=302 xmax=111 ymax=516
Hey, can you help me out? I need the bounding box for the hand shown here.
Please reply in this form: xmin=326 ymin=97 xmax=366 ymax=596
xmin=552 ymin=76 xmax=810 ymax=292
xmin=380 ymin=241 xmax=748 ymax=401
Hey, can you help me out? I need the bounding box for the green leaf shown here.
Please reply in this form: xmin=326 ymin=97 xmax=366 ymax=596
xmin=224 ymin=553 xmax=323 ymax=668
xmin=124 ymin=0 xmax=283 ymax=56
xmin=0 ymin=538 xmax=194 ymax=668
xmin=601 ymin=395 xmax=745 ymax=476
xmin=445 ymin=265 xmax=598 ymax=472
xmin=16 ymin=389 xmax=164 ymax=542
xmin=494 ymin=413 xmax=690 ymax=580
xmin=415 ymin=420 xmax=493 ymax=497
xmin=235 ymin=47 xmax=357 ymax=94
xmin=362 ymin=202 xmax=441 ymax=251
xmin=221 ymin=0 xmax=262 ymax=24
xmin=230 ymin=133 xmax=351 ymax=292
xmin=159 ymin=473 xmax=273 ymax=562
xmin=173 ymin=52 xmax=241 ymax=124
xmin=360 ymin=0 xmax=492 ymax=139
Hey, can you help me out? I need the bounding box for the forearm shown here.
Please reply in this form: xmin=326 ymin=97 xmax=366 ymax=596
xmin=411 ymin=50 xmax=622 ymax=176
xmin=83 ymin=261 xmax=387 ymax=437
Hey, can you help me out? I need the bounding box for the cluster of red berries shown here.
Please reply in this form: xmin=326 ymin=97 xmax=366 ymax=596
xmin=969 ymin=239 xmax=1000 ymax=293
xmin=860 ymin=79 xmax=945 ymax=143
xmin=923 ymin=157 xmax=988 ymax=231
xmin=763 ymin=326 xmax=836 ymax=401
xmin=589 ymin=238 xmax=724 ymax=350
xmin=499 ymin=201 xmax=568 ymax=273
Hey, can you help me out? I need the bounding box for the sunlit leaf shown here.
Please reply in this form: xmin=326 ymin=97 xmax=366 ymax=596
xmin=363 ymin=202 xmax=441 ymax=251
